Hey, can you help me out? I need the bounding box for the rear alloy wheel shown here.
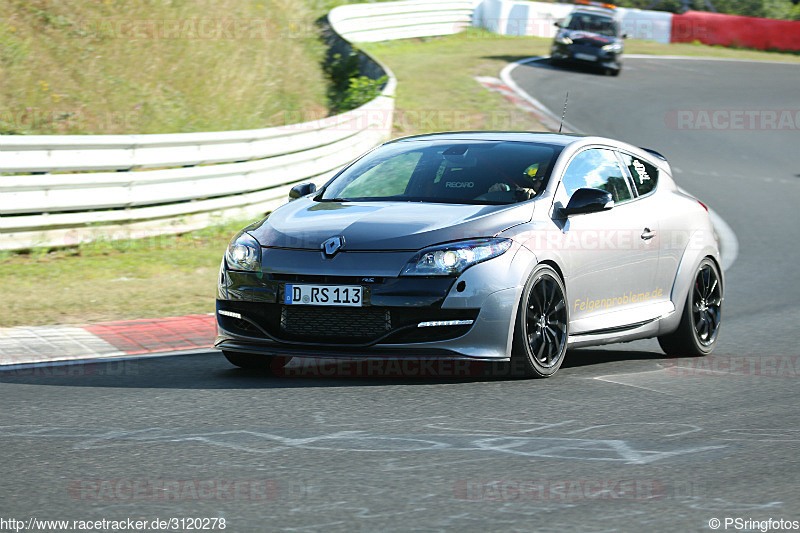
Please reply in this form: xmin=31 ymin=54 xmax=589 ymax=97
xmin=658 ymin=258 xmax=722 ymax=356
xmin=223 ymin=351 xmax=292 ymax=374
xmin=510 ymin=265 xmax=569 ymax=378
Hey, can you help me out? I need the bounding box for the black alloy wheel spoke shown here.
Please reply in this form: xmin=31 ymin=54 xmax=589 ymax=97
xmin=536 ymin=330 xmax=547 ymax=363
xmin=526 ymin=274 xmax=567 ymax=368
xmin=548 ymin=300 xmax=565 ymax=317
xmin=692 ymin=264 xmax=721 ymax=346
xmin=706 ymin=278 xmax=718 ymax=300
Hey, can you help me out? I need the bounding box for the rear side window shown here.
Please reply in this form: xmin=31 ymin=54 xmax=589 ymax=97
xmin=561 ymin=148 xmax=633 ymax=204
xmin=620 ymin=153 xmax=658 ymax=197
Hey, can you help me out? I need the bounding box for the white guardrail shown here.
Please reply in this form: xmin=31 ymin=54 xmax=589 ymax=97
xmin=0 ymin=0 xmax=475 ymax=251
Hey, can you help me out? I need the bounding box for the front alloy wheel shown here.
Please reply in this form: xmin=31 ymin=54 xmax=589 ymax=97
xmin=510 ymin=265 xmax=569 ymax=377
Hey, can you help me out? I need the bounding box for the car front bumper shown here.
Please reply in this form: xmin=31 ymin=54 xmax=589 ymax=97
xmin=551 ymin=44 xmax=621 ymax=70
xmin=215 ymin=244 xmax=537 ymax=361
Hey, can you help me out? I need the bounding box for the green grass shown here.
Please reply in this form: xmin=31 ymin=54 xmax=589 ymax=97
xmin=362 ymin=30 xmax=550 ymax=137
xmin=0 ymin=0 xmax=333 ymax=134
xmin=0 ymin=219 xmax=251 ymax=327
xmin=4 ymin=28 xmax=800 ymax=327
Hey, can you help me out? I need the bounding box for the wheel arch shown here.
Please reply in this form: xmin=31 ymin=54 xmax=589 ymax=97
xmin=537 ymin=259 xmax=566 ymax=285
xmin=508 ymin=257 xmax=567 ymax=341
xmin=659 ymin=231 xmax=724 ymax=335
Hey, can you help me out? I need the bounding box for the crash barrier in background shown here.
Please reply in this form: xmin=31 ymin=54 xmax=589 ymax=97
xmin=0 ymin=0 xmax=477 ymax=251
xmin=473 ymin=0 xmax=673 ymax=44
xmin=328 ymin=0 xmax=477 ymax=42
xmin=671 ymin=11 xmax=800 ymax=51
xmin=473 ymin=0 xmax=800 ymax=49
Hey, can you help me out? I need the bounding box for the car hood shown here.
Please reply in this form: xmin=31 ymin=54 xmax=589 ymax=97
xmin=247 ymin=198 xmax=534 ymax=251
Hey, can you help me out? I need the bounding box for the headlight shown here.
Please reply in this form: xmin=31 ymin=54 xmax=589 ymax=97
xmin=555 ymin=35 xmax=573 ymax=45
xmin=401 ymin=239 xmax=512 ymax=277
xmin=602 ymin=43 xmax=623 ymax=52
xmin=225 ymin=231 xmax=261 ymax=271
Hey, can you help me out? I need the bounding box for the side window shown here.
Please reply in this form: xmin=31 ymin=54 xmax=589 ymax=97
xmin=620 ymin=153 xmax=659 ymax=197
xmin=561 ymin=148 xmax=633 ymax=204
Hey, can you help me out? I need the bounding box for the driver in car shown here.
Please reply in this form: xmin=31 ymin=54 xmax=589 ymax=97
xmin=487 ymin=163 xmax=543 ymax=200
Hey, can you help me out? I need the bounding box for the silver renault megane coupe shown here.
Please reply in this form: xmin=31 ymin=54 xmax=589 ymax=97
xmin=215 ymin=132 xmax=723 ymax=377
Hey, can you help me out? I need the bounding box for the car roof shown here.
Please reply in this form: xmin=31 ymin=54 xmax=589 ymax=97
xmin=388 ymin=131 xmax=586 ymax=147
xmin=381 ymin=131 xmax=672 ymax=169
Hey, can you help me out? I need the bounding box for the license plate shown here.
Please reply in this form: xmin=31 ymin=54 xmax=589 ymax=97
xmin=574 ymin=53 xmax=597 ymax=61
xmin=284 ymin=284 xmax=363 ymax=307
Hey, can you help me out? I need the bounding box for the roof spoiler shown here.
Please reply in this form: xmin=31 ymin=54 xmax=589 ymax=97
xmin=640 ymin=147 xmax=667 ymax=161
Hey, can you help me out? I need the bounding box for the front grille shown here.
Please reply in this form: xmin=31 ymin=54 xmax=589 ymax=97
xmin=271 ymin=274 xmax=382 ymax=284
xmin=217 ymin=300 xmax=479 ymax=346
xmin=573 ymin=39 xmax=604 ymax=48
xmin=281 ymin=306 xmax=391 ymax=341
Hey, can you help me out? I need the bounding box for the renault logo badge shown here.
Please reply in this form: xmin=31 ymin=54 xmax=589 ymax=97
xmin=322 ymin=236 xmax=344 ymax=257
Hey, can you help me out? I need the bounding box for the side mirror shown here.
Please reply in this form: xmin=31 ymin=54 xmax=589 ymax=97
xmin=622 ymin=33 xmax=628 ymax=39
xmin=289 ymin=182 xmax=317 ymax=201
xmin=554 ymin=21 xmax=561 ymax=27
xmin=560 ymin=188 xmax=614 ymax=216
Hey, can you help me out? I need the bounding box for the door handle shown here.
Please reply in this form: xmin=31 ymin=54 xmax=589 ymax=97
xmin=641 ymin=228 xmax=656 ymax=240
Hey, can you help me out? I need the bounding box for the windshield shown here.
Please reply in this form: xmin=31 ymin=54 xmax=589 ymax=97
xmin=320 ymin=139 xmax=561 ymax=205
xmin=566 ymin=13 xmax=618 ymax=36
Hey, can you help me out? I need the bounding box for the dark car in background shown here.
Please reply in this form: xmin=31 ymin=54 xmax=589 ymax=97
xmin=550 ymin=1 xmax=625 ymax=76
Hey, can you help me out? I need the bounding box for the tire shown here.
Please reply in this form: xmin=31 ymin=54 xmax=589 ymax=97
xmin=223 ymin=351 xmax=292 ymax=374
xmin=509 ymin=265 xmax=569 ymax=378
xmin=658 ymin=258 xmax=722 ymax=357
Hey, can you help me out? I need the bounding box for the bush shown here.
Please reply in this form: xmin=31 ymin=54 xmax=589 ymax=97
xmin=325 ymin=50 xmax=386 ymax=113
